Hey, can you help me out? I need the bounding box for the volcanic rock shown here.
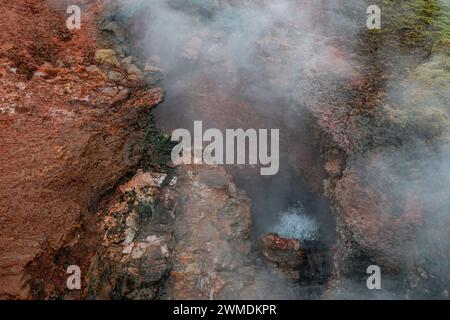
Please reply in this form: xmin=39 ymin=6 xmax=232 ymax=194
xmin=89 ymin=164 xmax=304 ymax=300
xmin=260 ymin=234 xmax=305 ymax=269
xmin=0 ymin=0 xmax=164 ymax=299
xmin=95 ymin=49 xmax=121 ymax=68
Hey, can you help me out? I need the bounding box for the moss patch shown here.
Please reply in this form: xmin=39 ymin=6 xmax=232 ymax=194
xmin=376 ymin=0 xmax=450 ymax=51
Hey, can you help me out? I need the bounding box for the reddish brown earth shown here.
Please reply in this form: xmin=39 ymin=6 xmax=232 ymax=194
xmin=261 ymin=234 xmax=305 ymax=270
xmin=0 ymin=0 xmax=163 ymax=299
xmin=2 ymin=0 xmax=448 ymax=300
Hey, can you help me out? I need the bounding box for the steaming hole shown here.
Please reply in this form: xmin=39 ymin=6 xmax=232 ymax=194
xmin=117 ymin=0 xmax=339 ymax=299
xmin=272 ymin=203 xmax=319 ymax=241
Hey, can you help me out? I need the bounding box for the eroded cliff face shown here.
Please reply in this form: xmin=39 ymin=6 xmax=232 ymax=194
xmin=1 ymin=0 xmax=449 ymax=300
xmin=0 ymin=0 xmax=164 ymax=299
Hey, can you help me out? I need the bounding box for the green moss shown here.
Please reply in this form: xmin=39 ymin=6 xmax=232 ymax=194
xmin=433 ymin=38 xmax=450 ymax=53
xmin=360 ymin=1 xmax=450 ymax=145
xmin=371 ymin=0 xmax=450 ymax=52
xmin=411 ymin=54 xmax=450 ymax=85
xmin=138 ymin=201 xmax=153 ymax=223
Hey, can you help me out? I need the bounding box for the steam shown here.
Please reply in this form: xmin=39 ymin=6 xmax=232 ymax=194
xmin=114 ymin=0 xmax=356 ymax=100
xmin=333 ymin=25 xmax=450 ymax=298
xmin=272 ymin=203 xmax=319 ymax=241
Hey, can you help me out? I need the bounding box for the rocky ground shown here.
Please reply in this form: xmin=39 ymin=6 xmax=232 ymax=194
xmin=0 ymin=0 xmax=305 ymax=299
xmin=1 ymin=0 xmax=449 ymax=300
xmin=319 ymin=0 xmax=450 ymax=299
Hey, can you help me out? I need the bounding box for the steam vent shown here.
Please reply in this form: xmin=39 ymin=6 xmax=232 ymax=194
xmin=1 ymin=0 xmax=450 ymax=305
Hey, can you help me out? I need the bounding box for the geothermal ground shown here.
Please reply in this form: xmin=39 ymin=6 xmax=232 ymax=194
xmin=0 ymin=0 xmax=449 ymax=300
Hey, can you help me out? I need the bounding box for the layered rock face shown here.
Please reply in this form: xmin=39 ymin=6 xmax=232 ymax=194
xmin=2 ymin=0 xmax=448 ymax=301
xmin=163 ymin=166 xmax=253 ymax=300
xmin=0 ymin=0 xmax=163 ymax=299
xmin=88 ymin=165 xmax=301 ymax=300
